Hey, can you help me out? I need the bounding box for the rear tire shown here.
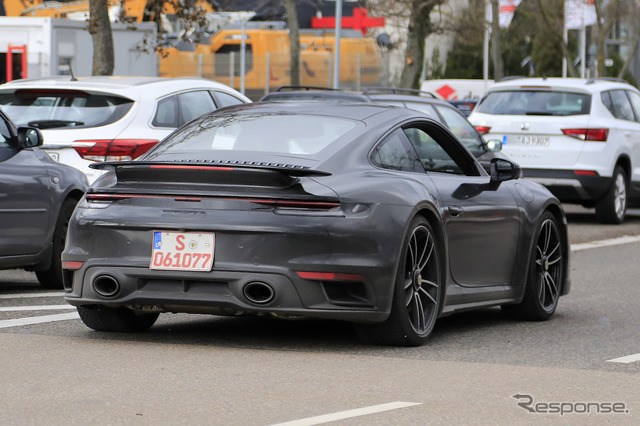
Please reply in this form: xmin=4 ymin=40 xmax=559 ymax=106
xmin=77 ymin=306 xmax=159 ymax=332
xmin=36 ymin=198 xmax=78 ymax=289
xmin=356 ymin=217 xmax=441 ymax=346
xmin=595 ymin=166 xmax=627 ymax=224
xmin=502 ymin=211 xmax=563 ymax=321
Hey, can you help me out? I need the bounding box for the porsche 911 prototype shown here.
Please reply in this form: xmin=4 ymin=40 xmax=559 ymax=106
xmin=62 ymin=102 xmax=570 ymax=346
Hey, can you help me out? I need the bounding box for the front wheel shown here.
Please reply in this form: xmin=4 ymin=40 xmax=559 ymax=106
xmin=356 ymin=217 xmax=442 ymax=346
xmin=502 ymin=211 xmax=564 ymax=321
xmin=595 ymin=166 xmax=627 ymax=224
xmin=77 ymin=306 xmax=159 ymax=332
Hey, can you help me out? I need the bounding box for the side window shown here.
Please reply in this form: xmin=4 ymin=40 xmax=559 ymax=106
xmin=214 ymin=91 xmax=246 ymax=108
xmin=152 ymin=95 xmax=179 ymax=128
xmin=601 ymin=91 xmax=614 ymax=114
xmin=608 ymin=90 xmax=636 ymax=121
xmin=404 ymin=126 xmax=464 ymax=175
xmin=178 ymin=91 xmax=217 ymax=126
xmin=436 ymin=105 xmax=484 ymax=156
xmin=371 ymin=128 xmax=423 ymax=172
xmin=627 ymin=91 xmax=640 ymax=123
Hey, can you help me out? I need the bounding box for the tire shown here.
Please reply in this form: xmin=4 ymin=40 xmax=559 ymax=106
xmin=595 ymin=166 xmax=627 ymax=224
xmin=502 ymin=211 xmax=564 ymax=321
xmin=35 ymin=198 xmax=78 ymax=289
xmin=77 ymin=306 xmax=159 ymax=332
xmin=356 ymin=217 xmax=442 ymax=346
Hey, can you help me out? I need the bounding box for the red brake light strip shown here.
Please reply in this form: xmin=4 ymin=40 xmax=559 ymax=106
xmin=85 ymin=193 xmax=340 ymax=209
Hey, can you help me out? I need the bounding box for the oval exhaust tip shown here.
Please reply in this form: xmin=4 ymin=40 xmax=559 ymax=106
xmin=93 ymin=275 xmax=120 ymax=298
xmin=243 ymin=281 xmax=275 ymax=305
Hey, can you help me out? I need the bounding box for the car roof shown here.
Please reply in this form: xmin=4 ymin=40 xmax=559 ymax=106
xmin=226 ymin=100 xmax=422 ymax=123
xmin=1 ymin=76 xmax=248 ymax=99
xmin=260 ymin=87 xmax=370 ymax=103
xmin=260 ymin=86 xmax=444 ymax=105
xmin=486 ymin=77 xmax=637 ymax=93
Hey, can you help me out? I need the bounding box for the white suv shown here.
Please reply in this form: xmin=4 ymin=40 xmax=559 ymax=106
xmin=0 ymin=76 xmax=251 ymax=183
xmin=469 ymin=77 xmax=640 ymax=223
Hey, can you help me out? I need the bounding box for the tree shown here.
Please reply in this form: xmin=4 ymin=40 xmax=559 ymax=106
xmin=616 ymin=0 xmax=640 ymax=80
xmin=593 ymin=0 xmax=620 ymax=77
xmin=88 ymin=0 xmax=114 ymax=75
xmin=490 ymin=0 xmax=504 ymax=80
xmin=89 ymin=0 xmax=212 ymax=76
xmin=399 ymin=0 xmax=445 ymax=88
xmin=284 ymin=0 xmax=300 ymax=86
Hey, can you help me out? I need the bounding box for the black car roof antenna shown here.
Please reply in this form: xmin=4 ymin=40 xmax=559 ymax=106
xmin=68 ymin=59 xmax=78 ymax=82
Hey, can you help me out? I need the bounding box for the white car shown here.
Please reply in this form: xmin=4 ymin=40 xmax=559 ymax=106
xmin=469 ymin=77 xmax=640 ymax=223
xmin=0 ymin=76 xmax=251 ymax=183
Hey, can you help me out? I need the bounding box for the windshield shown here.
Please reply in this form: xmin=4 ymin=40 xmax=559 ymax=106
xmin=145 ymin=112 xmax=360 ymax=159
xmin=0 ymin=89 xmax=134 ymax=129
xmin=476 ymin=90 xmax=591 ymax=116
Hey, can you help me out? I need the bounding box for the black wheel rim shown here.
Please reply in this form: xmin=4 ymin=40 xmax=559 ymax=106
xmin=403 ymin=225 xmax=439 ymax=334
xmin=535 ymin=219 xmax=562 ymax=312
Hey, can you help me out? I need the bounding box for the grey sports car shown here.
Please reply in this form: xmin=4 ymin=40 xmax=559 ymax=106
xmin=62 ymin=102 xmax=570 ymax=346
xmin=0 ymin=109 xmax=87 ymax=288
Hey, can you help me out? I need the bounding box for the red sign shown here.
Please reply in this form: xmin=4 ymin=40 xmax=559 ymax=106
xmin=311 ymin=7 xmax=385 ymax=35
xmin=435 ymin=84 xmax=456 ymax=100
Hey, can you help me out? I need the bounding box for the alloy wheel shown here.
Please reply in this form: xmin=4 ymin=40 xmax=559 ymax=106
xmin=613 ymin=172 xmax=627 ymax=220
xmin=403 ymin=225 xmax=439 ymax=334
xmin=535 ymin=219 xmax=563 ymax=312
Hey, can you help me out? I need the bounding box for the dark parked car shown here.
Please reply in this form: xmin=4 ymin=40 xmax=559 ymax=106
xmin=0 ymin=109 xmax=87 ymax=288
xmin=63 ymin=102 xmax=570 ymax=346
xmin=260 ymin=86 xmax=504 ymax=170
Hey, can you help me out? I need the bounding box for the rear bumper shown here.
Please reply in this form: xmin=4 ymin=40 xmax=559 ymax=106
xmin=64 ymin=264 xmax=391 ymax=323
xmin=522 ymin=168 xmax=611 ymax=203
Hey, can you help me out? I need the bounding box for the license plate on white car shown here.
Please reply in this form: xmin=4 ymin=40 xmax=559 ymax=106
xmin=46 ymin=151 xmax=60 ymax=161
xmin=149 ymin=231 xmax=215 ymax=271
xmin=517 ymin=135 xmax=551 ymax=147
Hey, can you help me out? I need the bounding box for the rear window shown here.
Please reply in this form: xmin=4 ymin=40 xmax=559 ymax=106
xmin=476 ymin=90 xmax=591 ymax=116
xmin=146 ymin=112 xmax=360 ymax=158
xmin=0 ymin=89 xmax=133 ymax=129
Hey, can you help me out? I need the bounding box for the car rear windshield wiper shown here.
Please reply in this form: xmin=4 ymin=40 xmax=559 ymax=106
xmin=28 ymin=120 xmax=85 ymax=129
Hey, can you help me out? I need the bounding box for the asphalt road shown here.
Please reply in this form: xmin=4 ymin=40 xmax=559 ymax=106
xmin=1 ymin=204 xmax=639 ymax=424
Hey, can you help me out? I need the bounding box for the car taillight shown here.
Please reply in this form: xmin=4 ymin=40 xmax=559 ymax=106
xmin=561 ymin=128 xmax=609 ymax=142
xmin=474 ymin=126 xmax=491 ymax=135
xmin=62 ymin=261 xmax=84 ymax=270
xmin=73 ymin=139 xmax=159 ymax=161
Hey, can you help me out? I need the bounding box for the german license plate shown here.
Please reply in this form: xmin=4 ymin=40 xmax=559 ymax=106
xmin=150 ymin=231 xmax=215 ymax=271
xmin=517 ymin=135 xmax=550 ymax=147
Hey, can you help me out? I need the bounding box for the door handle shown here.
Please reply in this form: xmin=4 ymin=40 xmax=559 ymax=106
xmin=448 ymin=206 xmax=463 ymax=217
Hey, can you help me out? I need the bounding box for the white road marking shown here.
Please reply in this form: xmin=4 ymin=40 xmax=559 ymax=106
xmin=0 ymin=312 xmax=79 ymax=329
xmin=606 ymin=353 xmax=640 ymax=364
xmin=0 ymin=292 xmax=65 ymax=299
xmin=271 ymin=401 xmax=421 ymax=426
xmin=571 ymin=235 xmax=640 ymax=252
xmin=0 ymin=305 xmax=75 ymax=312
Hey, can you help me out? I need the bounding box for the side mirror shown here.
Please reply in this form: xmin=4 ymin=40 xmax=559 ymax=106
xmin=485 ymin=139 xmax=502 ymax=152
xmin=17 ymin=127 xmax=43 ymax=149
xmin=490 ymin=158 xmax=521 ymax=182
